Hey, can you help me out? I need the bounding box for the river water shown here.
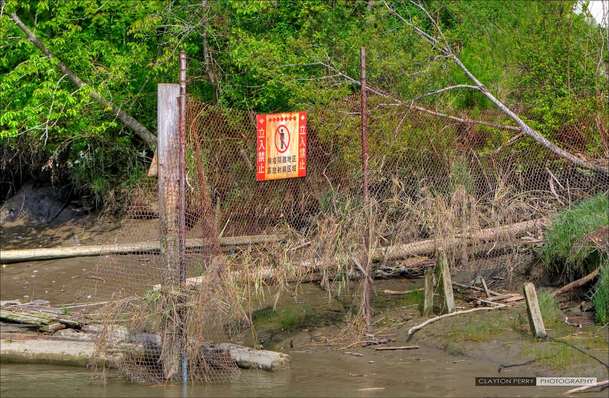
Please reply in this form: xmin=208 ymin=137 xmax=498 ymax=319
xmin=2 ymin=349 xmax=600 ymax=397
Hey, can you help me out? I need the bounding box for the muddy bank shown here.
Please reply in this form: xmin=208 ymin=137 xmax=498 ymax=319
xmin=247 ymin=279 xmax=608 ymax=395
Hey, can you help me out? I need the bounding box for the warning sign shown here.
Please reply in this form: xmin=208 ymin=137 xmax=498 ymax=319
xmin=256 ymin=112 xmax=307 ymax=181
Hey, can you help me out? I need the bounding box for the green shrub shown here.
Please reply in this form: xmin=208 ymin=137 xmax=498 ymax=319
xmin=542 ymin=194 xmax=609 ymax=280
xmin=592 ymin=264 xmax=609 ymax=325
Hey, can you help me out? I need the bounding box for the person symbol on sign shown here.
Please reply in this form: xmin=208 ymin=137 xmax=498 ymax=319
xmin=278 ymin=126 xmax=288 ymax=151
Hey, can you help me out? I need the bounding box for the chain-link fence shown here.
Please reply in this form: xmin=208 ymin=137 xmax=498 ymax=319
xmin=87 ymin=77 xmax=607 ymax=383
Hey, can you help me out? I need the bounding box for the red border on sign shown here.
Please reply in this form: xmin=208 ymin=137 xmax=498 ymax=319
xmin=298 ymin=112 xmax=307 ymax=177
xmin=256 ymin=114 xmax=266 ymax=181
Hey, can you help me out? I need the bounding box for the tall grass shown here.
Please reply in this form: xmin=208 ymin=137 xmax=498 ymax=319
xmin=542 ymin=193 xmax=608 ymax=281
xmin=592 ymin=264 xmax=609 ymax=325
xmin=537 ymin=290 xmax=562 ymax=328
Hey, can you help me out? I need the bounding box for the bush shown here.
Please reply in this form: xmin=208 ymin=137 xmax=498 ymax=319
xmin=542 ymin=194 xmax=609 ymax=281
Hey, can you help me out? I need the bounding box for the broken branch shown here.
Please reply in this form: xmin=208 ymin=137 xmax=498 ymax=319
xmin=553 ymin=268 xmax=600 ymax=297
xmin=406 ymin=304 xmax=506 ymax=341
xmin=384 ymin=1 xmax=607 ymax=174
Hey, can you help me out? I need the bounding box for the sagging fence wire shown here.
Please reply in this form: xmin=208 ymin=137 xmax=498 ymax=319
xmin=84 ymin=55 xmax=608 ymax=384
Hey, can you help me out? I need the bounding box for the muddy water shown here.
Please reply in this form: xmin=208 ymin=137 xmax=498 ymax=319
xmin=2 ymin=349 xmax=602 ymax=398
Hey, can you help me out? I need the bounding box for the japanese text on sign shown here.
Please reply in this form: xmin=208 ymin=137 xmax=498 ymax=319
xmin=256 ymin=112 xmax=307 ymax=181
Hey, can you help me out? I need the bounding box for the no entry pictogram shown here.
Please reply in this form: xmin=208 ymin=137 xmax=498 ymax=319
xmin=256 ymin=112 xmax=307 ymax=181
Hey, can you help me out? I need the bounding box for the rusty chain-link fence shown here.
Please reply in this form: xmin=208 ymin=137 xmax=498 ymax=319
xmin=86 ymin=78 xmax=608 ymax=383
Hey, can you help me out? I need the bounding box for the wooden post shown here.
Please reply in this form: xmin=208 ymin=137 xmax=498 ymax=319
xmin=423 ymin=268 xmax=434 ymax=316
xmin=435 ymin=251 xmax=456 ymax=314
xmin=360 ymin=46 xmax=373 ymax=330
xmin=523 ymin=282 xmax=547 ymax=338
xmin=158 ymin=83 xmax=181 ymax=286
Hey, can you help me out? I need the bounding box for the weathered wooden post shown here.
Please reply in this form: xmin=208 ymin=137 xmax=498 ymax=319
xmin=523 ymin=282 xmax=547 ymax=338
xmin=157 ymin=69 xmax=188 ymax=381
xmin=158 ymin=83 xmax=181 ymax=287
xmin=157 ymin=82 xmax=181 ymax=381
xmin=435 ymin=250 xmax=456 ymax=314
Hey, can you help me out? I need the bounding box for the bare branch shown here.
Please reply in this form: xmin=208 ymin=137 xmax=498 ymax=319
xmin=310 ymin=61 xmax=522 ymax=132
xmin=383 ymin=0 xmax=442 ymax=51
xmin=411 ymin=84 xmax=480 ymax=101
xmin=384 ymin=1 xmax=607 ymax=174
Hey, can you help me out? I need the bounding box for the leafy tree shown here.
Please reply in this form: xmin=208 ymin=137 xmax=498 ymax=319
xmin=1 ymin=0 xmax=606 ymax=204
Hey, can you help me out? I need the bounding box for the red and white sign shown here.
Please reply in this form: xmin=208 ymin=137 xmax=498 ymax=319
xmin=256 ymin=112 xmax=307 ymax=181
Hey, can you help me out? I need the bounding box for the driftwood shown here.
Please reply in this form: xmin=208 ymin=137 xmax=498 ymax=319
xmin=382 ymin=288 xmax=423 ymax=295
xmin=406 ymin=304 xmax=506 ymax=341
xmin=564 ymin=380 xmax=609 ymax=395
xmin=553 ymin=268 xmax=600 ymax=297
xmin=0 ymin=307 xmax=81 ymax=330
xmin=374 ymin=345 xmax=419 ymax=351
xmin=0 ymin=337 xmax=288 ymax=371
xmin=155 ymin=257 xmax=435 ymax=291
xmin=0 ymin=234 xmax=283 ymax=264
xmin=152 ymin=218 xmax=544 ymax=290
xmin=377 ymin=218 xmax=545 ymax=261
xmin=453 ymin=281 xmax=501 ymax=297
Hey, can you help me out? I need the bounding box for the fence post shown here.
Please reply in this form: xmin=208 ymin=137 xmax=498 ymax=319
xmin=158 ymin=83 xmax=181 ymax=286
xmin=157 ymin=82 xmax=182 ymax=380
xmin=523 ymin=282 xmax=547 ymax=338
xmin=435 ymin=250 xmax=456 ymax=314
xmin=360 ymin=47 xmax=373 ymax=330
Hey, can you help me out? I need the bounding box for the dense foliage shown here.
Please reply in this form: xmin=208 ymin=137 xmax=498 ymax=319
xmin=1 ymin=0 xmax=607 ymax=204
xmin=542 ymin=193 xmax=608 ymax=279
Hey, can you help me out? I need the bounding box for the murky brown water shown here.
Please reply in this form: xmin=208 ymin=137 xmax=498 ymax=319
xmin=3 ymin=349 xmax=604 ymax=398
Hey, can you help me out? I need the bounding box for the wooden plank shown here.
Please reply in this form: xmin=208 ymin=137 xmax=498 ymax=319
xmin=435 ymin=251 xmax=455 ymax=314
xmin=523 ymin=282 xmax=547 ymax=338
xmin=423 ymin=268 xmax=434 ymax=316
xmin=480 ymin=276 xmax=491 ymax=298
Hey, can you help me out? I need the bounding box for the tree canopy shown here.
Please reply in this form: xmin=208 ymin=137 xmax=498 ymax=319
xmin=1 ymin=0 xmax=607 ymax=204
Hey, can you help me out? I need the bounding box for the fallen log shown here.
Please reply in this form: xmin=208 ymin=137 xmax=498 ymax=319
xmin=553 ymin=268 xmax=600 ymax=297
xmin=161 ymin=219 xmax=544 ymax=290
xmin=406 ymin=304 xmax=506 ymax=341
xmin=154 ymin=257 xmax=435 ymax=290
xmin=0 ymin=234 xmax=284 ymax=264
xmin=0 ymin=337 xmax=288 ymax=371
xmin=1 ymin=219 xmax=543 ymax=265
xmin=0 ymin=308 xmax=81 ymax=329
xmin=377 ymin=218 xmax=545 ymax=261
xmin=215 ymin=343 xmax=289 ymax=371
